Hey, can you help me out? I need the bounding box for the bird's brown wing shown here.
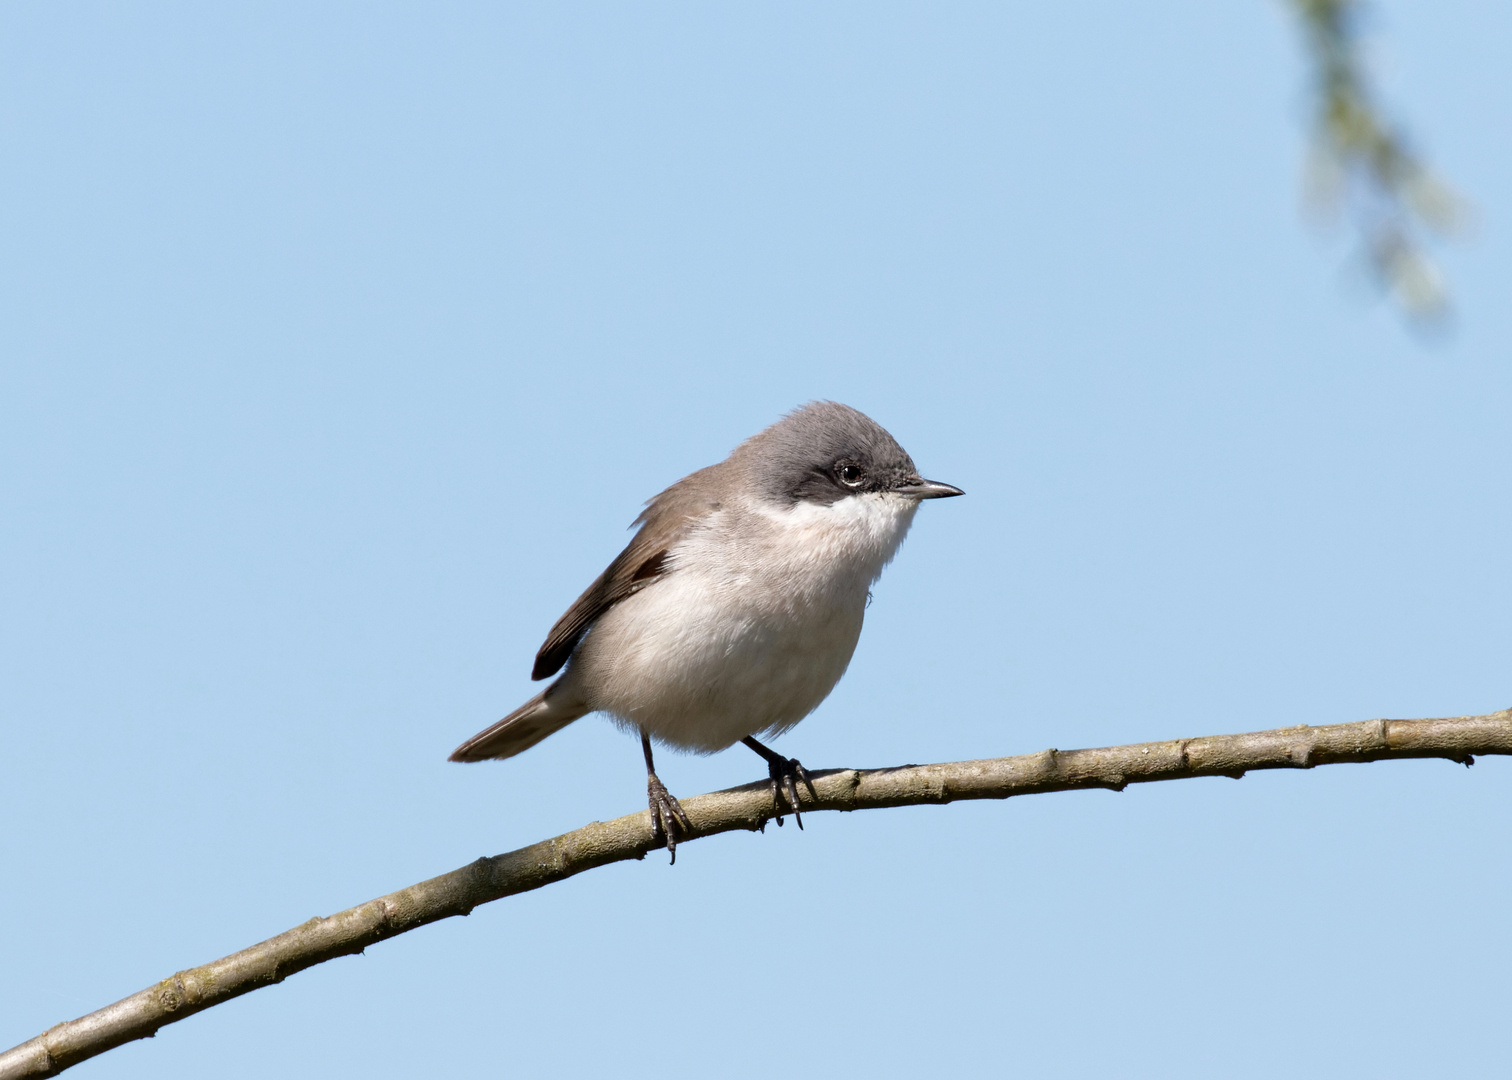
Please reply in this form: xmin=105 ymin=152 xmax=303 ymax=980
xmin=530 ymin=464 xmax=726 ymax=680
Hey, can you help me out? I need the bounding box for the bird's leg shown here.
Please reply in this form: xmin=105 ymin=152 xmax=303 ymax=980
xmin=642 ymin=730 xmax=693 ymax=863
xmin=741 ymin=735 xmax=816 ymax=828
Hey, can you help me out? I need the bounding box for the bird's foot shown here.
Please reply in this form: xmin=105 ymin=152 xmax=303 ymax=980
xmin=766 ymin=755 xmax=815 ymax=828
xmin=646 ymin=772 xmax=693 ymax=863
xmin=742 ymin=736 xmax=816 ymax=828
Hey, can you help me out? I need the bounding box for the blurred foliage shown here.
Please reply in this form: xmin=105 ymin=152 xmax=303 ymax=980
xmin=1285 ymin=0 xmax=1467 ymax=323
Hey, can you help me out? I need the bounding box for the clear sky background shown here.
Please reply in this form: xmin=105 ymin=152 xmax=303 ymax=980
xmin=3 ymin=3 xmax=1509 ymax=1077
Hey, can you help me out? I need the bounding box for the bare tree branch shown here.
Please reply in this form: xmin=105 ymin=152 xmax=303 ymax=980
xmin=4 ymin=707 xmax=1509 ymax=1079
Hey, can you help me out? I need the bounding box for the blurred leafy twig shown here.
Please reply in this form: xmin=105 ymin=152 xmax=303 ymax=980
xmin=1285 ymin=0 xmax=1466 ymax=321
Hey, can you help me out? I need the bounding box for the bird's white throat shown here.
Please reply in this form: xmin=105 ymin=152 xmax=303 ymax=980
xmin=751 ymin=490 xmax=921 ymax=591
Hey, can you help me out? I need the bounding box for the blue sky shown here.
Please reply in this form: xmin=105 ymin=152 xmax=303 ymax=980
xmin=3 ymin=3 xmax=1509 ymax=1077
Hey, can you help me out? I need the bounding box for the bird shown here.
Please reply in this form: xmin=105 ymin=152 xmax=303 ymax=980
xmin=450 ymin=401 xmax=962 ymax=860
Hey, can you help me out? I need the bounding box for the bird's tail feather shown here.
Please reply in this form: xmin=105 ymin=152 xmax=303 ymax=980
xmin=449 ymin=686 xmax=588 ymax=762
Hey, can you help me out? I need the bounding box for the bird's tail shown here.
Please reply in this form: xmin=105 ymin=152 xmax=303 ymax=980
xmin=448 ymin=685 xmax=589 ymax=763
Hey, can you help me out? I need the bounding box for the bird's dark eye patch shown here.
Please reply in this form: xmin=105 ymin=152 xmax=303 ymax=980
xmin=836 ymin=463 xmax=866 ymax=487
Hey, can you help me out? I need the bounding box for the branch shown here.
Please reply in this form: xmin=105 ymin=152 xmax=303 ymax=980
xmin=4 ymin=708 xmax=1509 ymax=1079
xmin=1283 ymin=0 xmax=1468 ymax=323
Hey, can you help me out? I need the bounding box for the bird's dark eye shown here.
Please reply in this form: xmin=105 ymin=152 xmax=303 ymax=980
xmin=837 ymin=463 xmax=865 ymax=487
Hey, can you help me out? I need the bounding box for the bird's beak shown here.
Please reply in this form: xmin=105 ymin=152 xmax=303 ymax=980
xmin=892 ymin=477 xmax=965 ymax=499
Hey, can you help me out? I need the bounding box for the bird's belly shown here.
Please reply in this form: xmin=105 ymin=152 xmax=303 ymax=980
xmin=571 ymin=569 xmax=866 ymax=753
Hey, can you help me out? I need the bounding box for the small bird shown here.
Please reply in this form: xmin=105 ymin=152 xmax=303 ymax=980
xmin=450 ymin=401 xmax=962 ymax=859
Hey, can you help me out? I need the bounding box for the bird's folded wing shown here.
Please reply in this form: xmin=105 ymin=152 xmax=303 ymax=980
xmin=530 ymin=463 xmax=726 ymax=680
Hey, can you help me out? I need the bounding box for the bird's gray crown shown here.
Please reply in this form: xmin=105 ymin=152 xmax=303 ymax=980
xmin=733 ymin=401 xmax=921 ymax=506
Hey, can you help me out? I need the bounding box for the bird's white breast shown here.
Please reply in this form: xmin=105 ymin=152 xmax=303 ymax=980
xmin=566 ymin=492 xmax=920 ymax=752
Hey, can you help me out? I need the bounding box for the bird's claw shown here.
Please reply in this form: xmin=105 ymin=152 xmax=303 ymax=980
xmin=765 ymin=755 xmax=815 ymax=829
xmin=647 ymin=773 xmax=693 ymax=863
